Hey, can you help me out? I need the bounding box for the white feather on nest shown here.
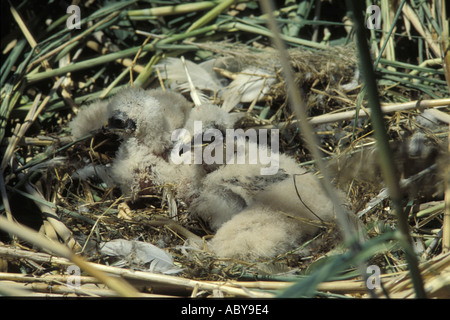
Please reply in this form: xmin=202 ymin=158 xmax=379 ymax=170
xmin=156 ymin=58 xmax=276 ymax=111
xmin=100 ymin=239 xmax=182 ymax=274
xmin=156 ymin=57 xmax=224 ymax=103
xmin=220 ymin=67 xmax=276 ymax=112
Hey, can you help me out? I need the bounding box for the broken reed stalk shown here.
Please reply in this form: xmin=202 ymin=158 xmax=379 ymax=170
xmin=26 ymin=11 xmax=121 ymax=73
xmin=346 ymin=0 xmax=426 ymax=298
xmin=402 ymin=2 xmax=440 ymax=57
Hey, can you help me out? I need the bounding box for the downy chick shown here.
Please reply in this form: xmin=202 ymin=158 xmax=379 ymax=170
xmin=170 ymin=103 xmax=347 ymax=259
xmin=69 ymin=87 xmax=192 ymax=198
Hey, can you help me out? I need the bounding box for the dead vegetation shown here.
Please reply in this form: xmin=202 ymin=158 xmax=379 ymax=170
xmin=0 ymin=0 xmax=449 ymax=298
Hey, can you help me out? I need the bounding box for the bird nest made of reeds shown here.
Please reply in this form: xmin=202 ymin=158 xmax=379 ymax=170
xmin=0 ymin=0 xmax=449 ymax=299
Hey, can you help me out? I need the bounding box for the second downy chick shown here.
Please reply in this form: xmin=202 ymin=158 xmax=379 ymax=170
xmin=169 ymin=103 xmax=351 ymax=260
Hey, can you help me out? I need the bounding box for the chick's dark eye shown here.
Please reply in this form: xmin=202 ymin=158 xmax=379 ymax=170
xmin=109 ymin=116 xmax=126 ymax=129
xmin=108 ymin=111 xmax=136 ymax=131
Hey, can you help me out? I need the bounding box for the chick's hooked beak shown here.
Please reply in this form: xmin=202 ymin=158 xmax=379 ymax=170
xmin=106 ymin=110 xmax=136 ymax=135
xmin=176 ymin=130 xmax=226 ymax=157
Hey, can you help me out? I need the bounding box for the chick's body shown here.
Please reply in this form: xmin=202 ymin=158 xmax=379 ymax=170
xmin=106 ymin=88 xmax=191 ymax=197
xmin=169 ymin=103 xmax=343 ymax=259
xmin=192 ymin=151 xmax=341 ymax=260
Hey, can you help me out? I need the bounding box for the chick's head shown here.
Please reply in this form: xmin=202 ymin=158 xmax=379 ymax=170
xmin=106 ymin=87 xmax=170 ymax=149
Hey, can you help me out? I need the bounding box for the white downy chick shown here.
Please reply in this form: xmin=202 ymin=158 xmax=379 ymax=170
xmin=167 ymin=103 xmax=242 ymax=210
xmin=106 ymin=87 xmax=191 ymax=156
xmin=206 ymin=153 xmax=350 ymax=260
xmin=169 ymin=103 xmax=345 ymax=259
xmin=106 ymin=87 xmax=192 ymax=197
xmin=202 ymin=149 xmax=345 ymax=260
xmin=69 ymin=87 xmax=192 ymax=198
xmin=196 ymin=144 xmax=344 ymax=259
xmin=208 ymin=205 xmax=314 ymax=260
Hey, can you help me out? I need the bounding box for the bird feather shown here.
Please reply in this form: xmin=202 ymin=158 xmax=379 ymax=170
xmin=100 ymin=239 xmax=181 ymax=274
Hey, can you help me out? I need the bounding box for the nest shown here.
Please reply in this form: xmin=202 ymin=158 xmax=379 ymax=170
xmin=0 ymin=0 xmax=449 ymax=298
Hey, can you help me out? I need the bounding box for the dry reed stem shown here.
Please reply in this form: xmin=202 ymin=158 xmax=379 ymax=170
xmin=401 ymin=2 xmax=440 ymax=57
xmin=0 ymin=273 xmax=175 ymax=297
xmin=0 ymin=246 xmax=274 ymax=298
xmin=210 ymin=278 xmax=368 ymax=295
xmin=209 ymin=252 xmax=450 ymax=298
xmin=254 ymin=97 xmax=450 ymax=129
